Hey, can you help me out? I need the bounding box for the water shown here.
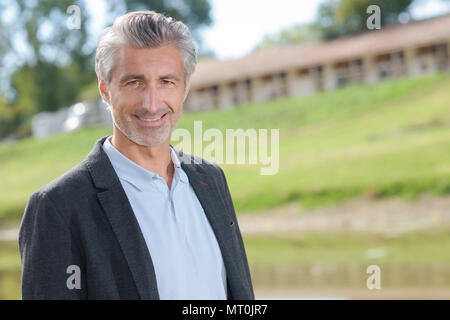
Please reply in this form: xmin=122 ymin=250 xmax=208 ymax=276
xmin=1 ymin=263 xmax=450 ymax=299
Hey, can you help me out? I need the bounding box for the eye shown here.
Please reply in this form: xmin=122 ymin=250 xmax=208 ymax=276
xmin=126 ymin=80 xmax=141 ymax=87
xmin=162 ymin=79 xmax=175 ymax=86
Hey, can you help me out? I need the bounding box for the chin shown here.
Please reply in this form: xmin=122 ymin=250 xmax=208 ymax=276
xmin=136 ymin=138 xmax=167 ymax=147
xmin=115 ymin=119 xmax=172 ymax=147
xmin=132 ymin=132 xmax=171 ymax=147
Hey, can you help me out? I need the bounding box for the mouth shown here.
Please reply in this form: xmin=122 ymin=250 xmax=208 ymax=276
xmin=135 ymin=112 xmax=168 ymax=127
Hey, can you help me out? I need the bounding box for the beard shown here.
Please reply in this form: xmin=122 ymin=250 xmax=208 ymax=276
xmin=112 ymin=107 xmax=176 ymax=147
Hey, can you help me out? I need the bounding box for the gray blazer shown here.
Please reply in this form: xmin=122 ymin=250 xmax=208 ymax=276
xmin=18 ymin=136 xmax=254 ymax=300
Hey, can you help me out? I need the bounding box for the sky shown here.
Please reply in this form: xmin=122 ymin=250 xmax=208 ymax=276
xmin=5 ymin=0 xmax=450 ymax=63
xmin=88 ymin=0 xmax=450 ymax=60
xmin=199 ymin=0 xmax=450 ymax=60
xmin=199 ymin=0 xmax=323 ymax=59
xmin=85 ymin=0 xmax=323 ymax=59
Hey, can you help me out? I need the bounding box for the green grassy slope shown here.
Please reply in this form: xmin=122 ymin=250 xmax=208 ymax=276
xmin=1 ymin=73 xmax=450 ymax=224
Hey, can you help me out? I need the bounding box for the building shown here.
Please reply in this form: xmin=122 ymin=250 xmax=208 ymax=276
xmin=185 ymin=13 xmax=450 ymax=111
xmin=31 ymin=100 xmax=112 ymax=139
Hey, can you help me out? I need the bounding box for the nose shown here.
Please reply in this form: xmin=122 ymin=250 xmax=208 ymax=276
xmin=142 ymin=85 xmax=162 ymax=114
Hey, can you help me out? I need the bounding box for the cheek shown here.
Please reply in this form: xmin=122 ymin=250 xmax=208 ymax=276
xmin=111 ymin=93 xmax=141 ymax=113
xmin=166 ymin=90 xmax=185 ymax=109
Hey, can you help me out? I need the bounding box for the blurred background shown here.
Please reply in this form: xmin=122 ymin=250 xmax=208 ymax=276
xmin=1 ymin=0 xmax=450 ymax=299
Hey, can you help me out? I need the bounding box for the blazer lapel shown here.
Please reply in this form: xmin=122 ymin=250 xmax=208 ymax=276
xmin=178 ymin=150 xmax=249 ymax=299
xmin=86 ymin=137 xmax=159 ymax=300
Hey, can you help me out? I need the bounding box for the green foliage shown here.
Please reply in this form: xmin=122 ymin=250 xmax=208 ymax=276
xmin=316 ymin=0 xmax=413 ymax=40
xmin=0 ymin=98 xmax=16 ymax=138
xmin=0 ymin=0 xmax=212 ymax=139
xmin=12 ymin=62 xmax=80 ymax=113
xmin=78 ymin=80 xmax=101 ymax=102
xmin=337 ymin=0 xmax=413 ymax=26
xmin=254 ymin=0 xmax=414 ymax=50
xmin=120 ymin=0 xmax=212 ymax=36
xmin=255 ymin=24 xmax=323 ymax=51
xmin=0 ymin=241 xmax=22 ymax=299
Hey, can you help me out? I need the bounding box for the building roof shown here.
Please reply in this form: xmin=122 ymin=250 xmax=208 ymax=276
xmin=190 ymin=13 xmax=450 ymax=89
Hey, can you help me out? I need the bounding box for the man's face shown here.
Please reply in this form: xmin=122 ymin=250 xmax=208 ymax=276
xmin=100 ymin=44 xmax=189 ymax=146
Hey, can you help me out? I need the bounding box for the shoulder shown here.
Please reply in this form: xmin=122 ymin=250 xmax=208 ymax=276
xmin=29 ymin=159 xmax=93 ymax=206
xmin=175 ymin=148 xmax=225 ymax=178
xmin=175 ymin=149 xmax=234 ymax=199
xmin=21 ymin=158 xmax=97 ymax=245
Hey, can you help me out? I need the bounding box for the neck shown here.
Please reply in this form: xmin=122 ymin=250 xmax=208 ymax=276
xmin=110 ymin=127 xmax=174 ymax=188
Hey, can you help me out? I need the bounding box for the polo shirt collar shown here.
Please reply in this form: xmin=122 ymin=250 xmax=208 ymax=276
xmin=102 ymin=136 xmax=188 ymax=192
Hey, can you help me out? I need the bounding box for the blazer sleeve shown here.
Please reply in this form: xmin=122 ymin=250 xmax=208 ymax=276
xmin=18 ymin=191 xmax=87 ymax=300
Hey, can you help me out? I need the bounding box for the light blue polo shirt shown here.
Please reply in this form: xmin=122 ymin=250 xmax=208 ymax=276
xmin=102 ymin=137 xmax=227 ymax=299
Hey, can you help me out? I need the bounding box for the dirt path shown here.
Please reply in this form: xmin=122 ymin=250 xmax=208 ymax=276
xmin=237 ymin=193 xmax=450 ymax=236
xmin=0 ymin=227 xmax=19 ymax=241
xmin=2 ymin=193 xmax=450 ymax=241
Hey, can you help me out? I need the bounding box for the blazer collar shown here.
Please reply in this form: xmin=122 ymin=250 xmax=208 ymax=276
xmin=85 ymin=136 xmax=204 ymax=189
xmin=101 ymin=136 xmax=188 ymax=192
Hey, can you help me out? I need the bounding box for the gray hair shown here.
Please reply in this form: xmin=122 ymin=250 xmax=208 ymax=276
xmin=95 ymin=11 xmax=197 ymax=83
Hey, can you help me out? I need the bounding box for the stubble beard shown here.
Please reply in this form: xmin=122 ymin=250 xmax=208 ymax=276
xmin=112 ymin=111 xmax=174 ymax=147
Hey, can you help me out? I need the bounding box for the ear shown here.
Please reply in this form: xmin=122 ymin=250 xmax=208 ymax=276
xmin=183 ymin=76 xmax=191 ymax=102
xmin=98 ymin=77 xmax=111 ymax=105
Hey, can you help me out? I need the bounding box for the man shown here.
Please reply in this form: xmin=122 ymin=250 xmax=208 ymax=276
xmin=18 ymin=11 xmax=254 ymax=300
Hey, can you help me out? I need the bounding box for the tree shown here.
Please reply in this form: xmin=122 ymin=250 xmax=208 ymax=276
xmin=254 ymin=24 xmax=322 ymax=51
xmin=316 ymin=0 xmax=414 ymax=40
xmin=0 ymin=0 xmax=212 ymax=139
xmin=254 ymin=0 xmax=414 ymax=51
xmin=336 ymin=0 xmax=413 ymax=28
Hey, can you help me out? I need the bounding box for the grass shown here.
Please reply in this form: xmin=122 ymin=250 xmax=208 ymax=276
xmin=0 ymin=241 xmax=21 ymax=300
xmin=0 ymin=241 xmax=20 ymax=272
xmin=2 ymin=73 xmax=450 ymax=223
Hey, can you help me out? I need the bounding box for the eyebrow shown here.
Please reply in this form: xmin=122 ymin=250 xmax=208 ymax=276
xmin=119 ymin=73 xmax=181 ymax=83
xmin=160 ymin=74 xmax=181 ymax=82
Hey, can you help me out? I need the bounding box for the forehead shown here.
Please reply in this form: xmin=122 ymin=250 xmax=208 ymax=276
xmin=112 ymin=45 xmax=184 ymax=80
